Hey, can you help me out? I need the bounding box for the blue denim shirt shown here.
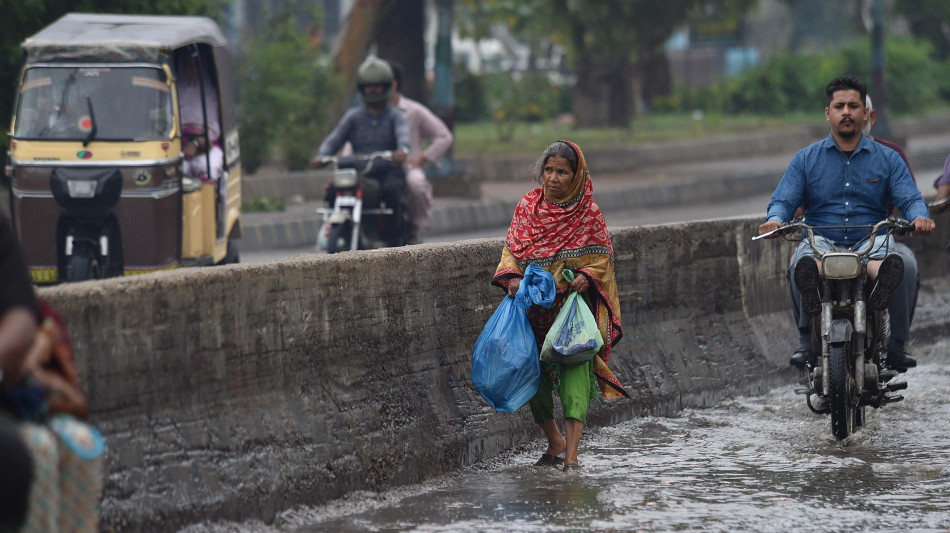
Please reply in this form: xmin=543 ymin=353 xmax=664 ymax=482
xmin=316 ymin=103 xmax=410 ymax=157
xmin=767 ymin=133 xmax=928 ymax=246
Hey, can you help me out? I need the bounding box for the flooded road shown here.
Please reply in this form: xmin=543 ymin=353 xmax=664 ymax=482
xmin=190 ymin=342 xmax=950 ymax=533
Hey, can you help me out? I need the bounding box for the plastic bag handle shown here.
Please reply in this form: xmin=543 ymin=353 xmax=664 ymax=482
xmin=562 ymin=269 xmax=593 ymax=307
xmin=562 ymin=269 xmax=575 ymax=283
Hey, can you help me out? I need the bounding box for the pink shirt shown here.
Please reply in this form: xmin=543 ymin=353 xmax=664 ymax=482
xmin=395 ymin=95 xmax=453 ymax=165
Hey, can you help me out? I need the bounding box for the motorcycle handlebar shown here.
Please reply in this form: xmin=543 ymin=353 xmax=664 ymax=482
xmin=311 ymin=155 xmax=336 ymax=169
xmin=889 ymin=217 xmax=916 ymax=235
xmin=753 ymin=217 xmax=913 ymax=256
xmin=312 ymin=151 xmax=395 ymax=171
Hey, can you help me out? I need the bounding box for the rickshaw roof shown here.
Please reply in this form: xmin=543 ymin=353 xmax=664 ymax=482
xmin=22 ymin=13 xmax=227 ymax=63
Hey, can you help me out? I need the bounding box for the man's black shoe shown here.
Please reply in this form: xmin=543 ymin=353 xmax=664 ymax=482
xmin=790 ymin=347 xmax=814 ymax=369
xmin=868 ymin=254 xmax=904 ymax=312
xmin=886 ymin=350 xmax=917 ymax=373
xmin=794 ymin=258 xmax=822 ymax=316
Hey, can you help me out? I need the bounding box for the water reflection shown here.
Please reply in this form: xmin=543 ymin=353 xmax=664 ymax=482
xmin=192 ymin=343 xmax=950 ymax=532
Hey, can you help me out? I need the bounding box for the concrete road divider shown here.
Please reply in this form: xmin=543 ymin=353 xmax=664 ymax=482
xmin=38 ymin=216 xmax=950 ymax=531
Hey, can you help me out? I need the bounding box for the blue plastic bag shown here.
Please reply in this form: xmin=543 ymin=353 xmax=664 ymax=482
xmin=471 ymin=264 xmax=555 ymax=412
xmin=515 ymin=263 xmax=557 ymax=310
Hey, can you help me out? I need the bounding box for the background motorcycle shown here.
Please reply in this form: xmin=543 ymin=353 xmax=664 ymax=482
xmin=754 ymin=217 xmax=914 ymax=440
xmin=315 ymin=151 xmax=410 ymax=254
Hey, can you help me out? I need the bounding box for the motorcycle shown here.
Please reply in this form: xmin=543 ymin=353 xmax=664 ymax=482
xmin=754 ymin=217 xmax=914 ymax=440
xmin=315 ymin=151 xmax=410 ymax=253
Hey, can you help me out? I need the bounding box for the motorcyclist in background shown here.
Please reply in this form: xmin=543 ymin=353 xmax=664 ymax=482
xmin=861 ymin=95 xmax=921 ymax=372
xmin=388 ymin=62 xmax=454 ymax=244
xmin=311 ymin=57 xmax=410 ymax=246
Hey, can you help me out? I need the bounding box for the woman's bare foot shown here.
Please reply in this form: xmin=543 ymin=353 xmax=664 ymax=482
xmin=544 ymin=438 xmax=567 ymax=458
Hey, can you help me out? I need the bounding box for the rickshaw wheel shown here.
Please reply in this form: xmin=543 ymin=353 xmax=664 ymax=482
xmin=221 ymin=240 xmax=240 ymax=265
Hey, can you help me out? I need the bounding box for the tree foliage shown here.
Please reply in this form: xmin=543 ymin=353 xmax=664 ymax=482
xmin=654 ymin=36 xmax=948 ymax=116
xmin=893 ymin=0 xmax=950 ymax=60
xmin=236 ymin=7 xmax=339 ymax=172
xmin=456 ymin=0 xmax=757 ymax=128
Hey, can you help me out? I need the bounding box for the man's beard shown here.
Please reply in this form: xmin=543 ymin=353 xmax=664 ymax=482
xmin=838 ymin=126 xmax=857 ymax=139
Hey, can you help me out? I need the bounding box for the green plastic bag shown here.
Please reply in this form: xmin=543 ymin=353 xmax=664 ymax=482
xmin=540 ymin=270 xmax=604 ymax=365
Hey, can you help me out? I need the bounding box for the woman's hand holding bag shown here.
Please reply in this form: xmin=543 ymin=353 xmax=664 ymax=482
xmin=540 ymin=270 xmax=604 ymax=366
xmin=471 ymin=264 xmax=555 ymax=413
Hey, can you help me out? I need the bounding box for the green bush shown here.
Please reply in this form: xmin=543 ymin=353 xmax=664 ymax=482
xmin=453 ymin=68 xmax=569 ymax=126
xmin=242 ymin=196 xmax=285 ymax=212
xmin=838 ymin=37 xmax=943 ymax=113
xmin=236 ymin=8 xmax=339 ymax=173
xmin=653 ymin=84 xmax=725 ymax=113
xmin=453 ymin=64 xmax=488 ymax=122
xmin=483 ymin=71 xmax=562 ymax=140
xmin=657 ymin=36 xmax=947 ymax=116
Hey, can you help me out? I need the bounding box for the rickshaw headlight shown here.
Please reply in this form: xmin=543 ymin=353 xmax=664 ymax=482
xmin=822 ymin=253 xmax=861 ymax=279
xmin=66 ymin=180 xmax=96 ymax=198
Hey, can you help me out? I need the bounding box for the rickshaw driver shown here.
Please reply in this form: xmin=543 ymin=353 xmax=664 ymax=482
xmin=311 ymin=58 xmax=409 ymax=246
xmin=20 ymin=82 xmax=80 ymax=139
xmin=16 ymin=83 xmax=53 ymax=137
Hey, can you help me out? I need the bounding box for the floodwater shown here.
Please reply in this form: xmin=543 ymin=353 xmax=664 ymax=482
xmin=190 ymin=342 xmax=950 ymax=533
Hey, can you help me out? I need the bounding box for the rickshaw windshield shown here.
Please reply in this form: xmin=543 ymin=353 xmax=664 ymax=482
xmin=14 ymin=65 xmax=173 ymax=142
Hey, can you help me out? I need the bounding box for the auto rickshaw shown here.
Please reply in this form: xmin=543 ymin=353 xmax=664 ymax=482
xmin=4 ymin=13 xmax=242 ymax=283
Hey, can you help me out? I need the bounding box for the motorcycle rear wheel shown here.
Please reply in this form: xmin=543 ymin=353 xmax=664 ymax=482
xmin=327 ymin=221 xmax=354 ymax=254
xmin=829 ymin=342 xmax=857 ymax=440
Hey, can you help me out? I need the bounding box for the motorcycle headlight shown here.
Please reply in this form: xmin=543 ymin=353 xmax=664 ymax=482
xmin=822 ymin=253 xmax=861 ymax=279
xmin=334 ymin=169 xmax=358 ymax=188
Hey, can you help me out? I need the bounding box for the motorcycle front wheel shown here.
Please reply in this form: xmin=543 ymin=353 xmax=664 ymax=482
xmin=829 ymin=342 xmax=857 ymax=439
xmin=66 ymin=241 xmax=102 ymax=282
xmin=327 ymin=220 xmax=354 ymax=254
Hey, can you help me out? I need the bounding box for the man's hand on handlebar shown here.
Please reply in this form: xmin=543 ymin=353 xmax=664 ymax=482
xmin=910 ymin=217 xmax=936 ymax=235
xmin=392 ymin=150 xmax=407 ymax=164
xmin=758 ymin=220 xmax=782 ymax=238
xmin=310 ymin=156 xmax=329 ymax=169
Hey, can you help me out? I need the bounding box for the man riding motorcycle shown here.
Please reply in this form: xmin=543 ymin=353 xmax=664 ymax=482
xmin=759 ymin=75 xmax=934 ymax=373
xmin=311 ymin=58 xmax=410 ymax=246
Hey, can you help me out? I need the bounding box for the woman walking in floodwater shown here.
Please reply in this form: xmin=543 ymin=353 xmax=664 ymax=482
xmin=492 ymin=140 xmax=628 ymax=470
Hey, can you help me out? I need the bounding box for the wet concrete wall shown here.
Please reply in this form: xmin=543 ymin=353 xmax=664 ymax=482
xmin=37 ymin=216 xmax=950 ymax=531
